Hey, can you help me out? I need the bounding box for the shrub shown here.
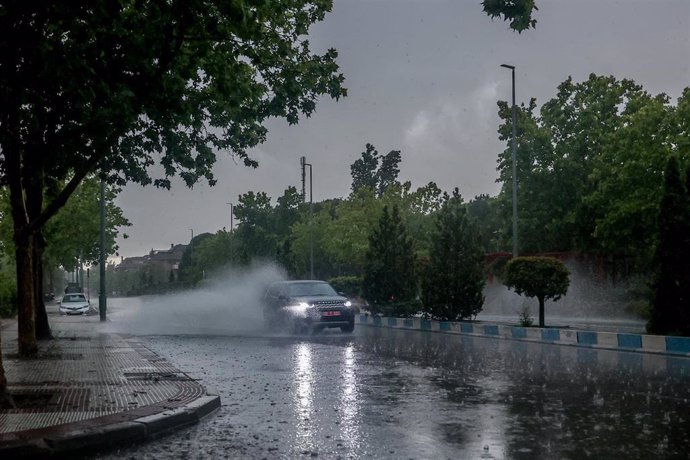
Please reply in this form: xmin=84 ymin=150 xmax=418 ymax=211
xmin=503 ymin=256 xmax=570 ymax=328
xmin=328 ymin=276 xmax=362 ymax=297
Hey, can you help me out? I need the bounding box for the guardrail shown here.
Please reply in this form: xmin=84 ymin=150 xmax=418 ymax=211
xmin=358 ymin=315 xmax=690 ymax=357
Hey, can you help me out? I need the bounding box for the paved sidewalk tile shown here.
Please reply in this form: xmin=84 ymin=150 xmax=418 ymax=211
xmin=0 ymin=310 xmax=220 ymax=458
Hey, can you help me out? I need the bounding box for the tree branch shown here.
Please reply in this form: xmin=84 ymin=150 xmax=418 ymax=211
xmin=22 ymin=150 xmax=105 ymax=239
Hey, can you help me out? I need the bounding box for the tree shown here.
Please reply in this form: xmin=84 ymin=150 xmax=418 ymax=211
xmin=482 ymin=0 xmax=539 ymax=32
xmin=0 ymin=2 xmax=345 ymax=404
xmin=316 ymin=188 xmax=382 ymax=276
xmin=647 ymin=156 xmax=690 ymax=336
xmin=503 ymin=256 xmax=570 ymax=327
xmin=274 ymin=186 xmax=303 ymax=239
xmin=233 ymin=191 xmax=278 ymax=262
xmin=0 ymin=179 xmax=129 ymax=339
xmin=422 ymin=190 xmax=485 ymax=321
xmin=350 ymin=144 xmax=379 ymax=193
xmin=495 ymin=97 xmax=555 ymax=253
xmin=350 ymin=143 xmax=401 ymax=197
xmin=45 ymin=178 xmax=130 ymax=273
xmin=290 ymin=202 xmax=335 ymax=279
xmin=376 ymin=149 xmax=402 ymax=197
xmin=495 ymin=75 xmax=661 ymax=258
xmin=362 ymin=205 xmax=417 ymax=316
xmin=587 ymin=89 xmax=690 ymax=269
xmin=178 ymin=232 xmax=215 ymax=285
xmin=467 ymin=194 xmax=502 ymax=253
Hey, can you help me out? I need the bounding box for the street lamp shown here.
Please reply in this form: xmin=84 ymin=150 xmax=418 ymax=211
xmin=226 ymin=202 xmax=234 ymax=265
xmin=300 ymin=156 xmax=314 ymax=279
xmin=501 ymin=63 xmax=519 ymax=257
xmin=99 ymin=177 xmax=107 ymax=321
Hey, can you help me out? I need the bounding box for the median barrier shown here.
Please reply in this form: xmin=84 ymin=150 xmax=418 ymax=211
xmin=356 ymin=315 xmax=690 ymax=357
xmin=618 ymin=334 xmax=642 ymax=349
xmin=483 ymin=325 xmax=499 ymax=336
xmin=596 ymin=332 xmax=619 ymax=348
xmin=512 ymin=327 xmax=527 ymax=339
xmin=577 ymin=331 xmax=597 ymax=346
xmin=642 ymin=334 xmax=666 ymax=352
xmin=541 ymin=329 xmax=560 ymax=341
xmin=498 ymin=325 xmax=513 ymax=339
xmin=666 ymin=336 xmax=690 ymax=354
xmin=560 ymin=329 xmax=578 ymax=345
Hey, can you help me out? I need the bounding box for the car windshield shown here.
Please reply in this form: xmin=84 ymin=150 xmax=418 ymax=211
xmin=286 ymin=282 xmax=337 ymax=297
xmin=62 ymin=294 xmax=86 ymax=303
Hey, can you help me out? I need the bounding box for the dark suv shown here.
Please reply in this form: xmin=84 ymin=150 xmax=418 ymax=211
xmin=263 ymin=280 xmax=355 ymax=334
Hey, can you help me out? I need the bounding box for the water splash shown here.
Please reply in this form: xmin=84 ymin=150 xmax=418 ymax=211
xmin=106 ymin=262 xmax=286 ymax=336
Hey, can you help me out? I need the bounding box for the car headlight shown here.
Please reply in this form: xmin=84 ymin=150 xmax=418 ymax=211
xmin=344 ymin=300 xmax=352 ymax=308
xmin=284 ymin=302 xmax=311 ymax=317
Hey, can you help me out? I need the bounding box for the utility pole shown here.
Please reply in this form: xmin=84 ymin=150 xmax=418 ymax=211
xmin=501 ymin=63 xmax=519 ymax=257
xmin=226 ymin=202 xmax=234 ymax=232
xmin=99 ymin=177 xmax=107 ymax=321
xmin=190 ymin=228 xmax=194 ymax=260
xmin=300 ymin=156 xmax=314 ymax=279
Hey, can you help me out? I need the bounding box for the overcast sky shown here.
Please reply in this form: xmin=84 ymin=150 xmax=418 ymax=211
xmin=114 ymin=0 xmax=690 ymax=259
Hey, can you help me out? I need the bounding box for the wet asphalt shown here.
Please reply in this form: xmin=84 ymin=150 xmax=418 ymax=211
xmin=93 ymin=325 xmax=690 ymax=459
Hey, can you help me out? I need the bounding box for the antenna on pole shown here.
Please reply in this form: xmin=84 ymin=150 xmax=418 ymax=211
xmin=300 ymin=156 xmax=306 ymax=202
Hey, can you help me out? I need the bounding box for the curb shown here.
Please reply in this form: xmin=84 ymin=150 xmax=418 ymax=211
xmin=358 ymin=315 xmax=690 ymax=357
xmin=0 ymin=393 xmax=220 ymax=459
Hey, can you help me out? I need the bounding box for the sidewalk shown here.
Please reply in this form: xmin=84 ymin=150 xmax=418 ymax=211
xmin=0 ymin=310 xmax=220 ymax=459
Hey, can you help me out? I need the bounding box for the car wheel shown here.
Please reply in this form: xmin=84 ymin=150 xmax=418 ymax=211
xmin=340 ymin=321 xmax=355 ymax=333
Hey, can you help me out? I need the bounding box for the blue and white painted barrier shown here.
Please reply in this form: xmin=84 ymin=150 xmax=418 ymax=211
xmin=357 ymin=314 xmax=690 ymax=357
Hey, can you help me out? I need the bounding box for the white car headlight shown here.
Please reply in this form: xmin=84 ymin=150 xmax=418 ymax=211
xmin=344 ymin=300 xmax=352 ymax=308
xmin=284 ymin=302 xmax=311 ymax=317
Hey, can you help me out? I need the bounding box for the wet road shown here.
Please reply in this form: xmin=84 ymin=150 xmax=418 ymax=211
xmin=95 ymin=325 xmax=690 ymax=459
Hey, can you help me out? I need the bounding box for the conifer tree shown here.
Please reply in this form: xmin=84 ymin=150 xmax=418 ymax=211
xmin=362 ymin=205 xmax=417 ymax=316
xmin=648 ymin=156 xmax=690 ymax=335
xmin=422 ymin=189 xmax=485 ymax=320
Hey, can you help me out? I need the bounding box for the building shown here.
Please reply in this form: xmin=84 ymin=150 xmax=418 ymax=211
xmin=115 ymin=244 xmax=188 ymax=280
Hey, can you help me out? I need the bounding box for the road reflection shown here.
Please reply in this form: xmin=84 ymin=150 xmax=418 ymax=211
xmin=338 ymin=344 xmax=361 ymax=451
xmin=292 ymin=342 xmax=314 ymax=452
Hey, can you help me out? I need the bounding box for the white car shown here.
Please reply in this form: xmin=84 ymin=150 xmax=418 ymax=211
xmin=59 ymin=293 xmax=91 ymax=315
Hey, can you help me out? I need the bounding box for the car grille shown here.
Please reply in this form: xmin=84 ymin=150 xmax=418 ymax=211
xmin=314 ymin=300 xmax=344 ymax=308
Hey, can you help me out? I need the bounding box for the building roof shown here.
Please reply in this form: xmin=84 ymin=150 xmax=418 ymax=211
xmin=115 ymin=244 xmax=188 ymax=270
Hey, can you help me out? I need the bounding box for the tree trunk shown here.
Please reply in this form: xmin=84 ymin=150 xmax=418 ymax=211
xmin=34 ymin=235 xmax=52 ymax=340
xmin=538 ymin=296 xmax=545 ymax=328
xmin=26 ymin=170 xmax=52 ymax=340
xmin=16 ymin=235 xmax=38 ymax=356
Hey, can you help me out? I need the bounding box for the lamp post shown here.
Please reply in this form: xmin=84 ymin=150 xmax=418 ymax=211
xmin=501 ymin=63 xmax=519 ymax=257
xmin=226 ymin=202 xmax=234 ymax=265
xmin=99 ymin=177 xmax=107 ymax=321
xmin=300 ymin=156 xmax=314 ymax=279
